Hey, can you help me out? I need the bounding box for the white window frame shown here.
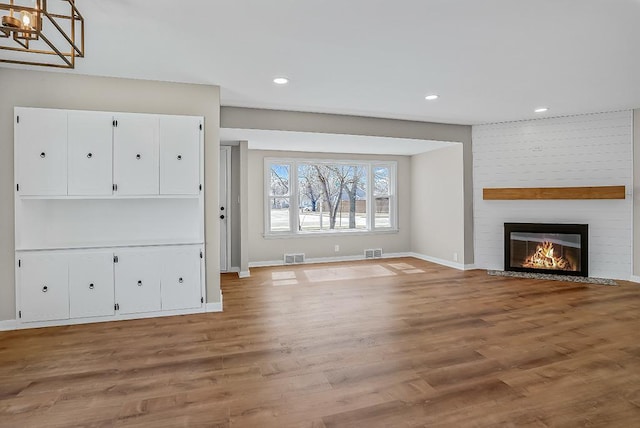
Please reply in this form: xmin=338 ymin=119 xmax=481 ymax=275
xmin=264 ymin=160 xmax=294 ymax=235
xmin=370 ymin=162 xmax=397 ymax=231
xmin=264 ymin=157 xmax=398 ymax=238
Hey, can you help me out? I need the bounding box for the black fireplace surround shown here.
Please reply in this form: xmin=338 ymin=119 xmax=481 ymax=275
xmin=504 ymin=223 xmax=588 ymax=277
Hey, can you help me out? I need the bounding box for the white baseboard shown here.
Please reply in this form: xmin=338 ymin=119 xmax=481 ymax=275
xmin=1 ymin=293 xmax=225 ymax=332
xmin=205 ymin=290 xmax=224 ymax=312
xmin=0 ymin=319 xmax=18 ymax=332
xmin=464 ymin=264 xmax=477 ymax=270
xmin=1 ymin=306 xmax=207 ymax=331
xmin=225 ymin=267 xmax=240 ymax=273
xmin=248 ymin=252 xmax=411 ymax=268
xmin=238 ymin=270 xmax=251 ymax=278
xmin=408 ymin=252 xmax=468 ymax=271
xmin=248 ymin=260 xmax=282 ymax=268
xmin=630 ymin=275 xmax=640 ymax=284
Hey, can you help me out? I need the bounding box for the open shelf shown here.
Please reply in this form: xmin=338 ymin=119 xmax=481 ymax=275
xmin=16 ymin=198 xmax=203 ymax=251
xmin=16 ymin=239 xmax=204 ymax=252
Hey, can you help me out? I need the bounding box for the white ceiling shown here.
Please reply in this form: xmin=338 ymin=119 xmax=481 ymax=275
xmin=220 ymin=128 xmax=455 ymax=155
xmin=18 ymin=1 xmax=640 ymax=124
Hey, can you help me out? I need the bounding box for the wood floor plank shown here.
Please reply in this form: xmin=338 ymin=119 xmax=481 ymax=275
xmin=1 ymin=257 xmax=639 ymax=427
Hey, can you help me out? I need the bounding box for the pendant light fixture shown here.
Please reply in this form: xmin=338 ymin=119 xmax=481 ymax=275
xmin=0 ymin=0 xmax=84 ymax=68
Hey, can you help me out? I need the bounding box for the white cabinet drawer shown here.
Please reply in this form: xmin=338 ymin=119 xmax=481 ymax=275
xmin=19 ymin=253 xmax=69 ymax=322
xmin=69 ymin=252 xmax=115 ymax=318
xmin=160 ymin=247 xmax=202 ymax=311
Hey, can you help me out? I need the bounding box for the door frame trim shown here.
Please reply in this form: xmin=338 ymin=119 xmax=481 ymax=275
xmin=220 ymin=146 xmax=231 ymax=272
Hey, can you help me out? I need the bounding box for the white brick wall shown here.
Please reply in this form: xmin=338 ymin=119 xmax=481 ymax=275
xmin=472 ymin=111 xmax=633 ymax=280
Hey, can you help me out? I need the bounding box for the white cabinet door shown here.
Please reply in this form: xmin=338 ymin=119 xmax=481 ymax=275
xmin=159 ymin=116 xmax=201 ymax=195
xmin=69 ymin=252 xmax=115 ymax=318
xmin=68 ymin=112 xmax=114 ymax=196
xmin=113 ymin=114 xmax=159 ymax=195
xmin=160 ymin=247 xmax=202 ymax=311
xmin=19 ymin=253 xmax=69 ymax=322
xmin=114 ymin=251 xmax=161 ymax=314
xmin=16 ymin=108 xmax=67 ymax=196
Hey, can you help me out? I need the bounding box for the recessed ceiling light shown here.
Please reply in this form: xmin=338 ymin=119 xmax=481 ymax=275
xmin=425 ymin=94 xmax=439 ymax=101
xmin=273 ymin=77 xmax=289 ymax=85
xmin=534 ymin=107 xmax=549 ymax=113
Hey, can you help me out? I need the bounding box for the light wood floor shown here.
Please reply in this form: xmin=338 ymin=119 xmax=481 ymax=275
xmin=1 ymin=258 xmax=640 ymax=427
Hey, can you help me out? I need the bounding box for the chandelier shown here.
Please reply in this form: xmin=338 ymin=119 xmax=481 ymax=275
xmin=0 ymin=0 xmax=84 ymax=68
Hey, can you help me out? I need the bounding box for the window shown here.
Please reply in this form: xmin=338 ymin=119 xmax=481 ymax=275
xmin=268 ymin=163 xmax=291 ymax=232
xmin=265 ymin=158 xmax=397 ymax=236
xmin=373 ymin=166 xmax=391 ymax=228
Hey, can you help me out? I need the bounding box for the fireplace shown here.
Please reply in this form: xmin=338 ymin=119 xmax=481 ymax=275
xmin=504 ymin=223 xmax=588 ymax=277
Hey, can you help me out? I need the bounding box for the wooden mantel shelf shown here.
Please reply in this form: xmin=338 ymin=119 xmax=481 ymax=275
xmin=483 ymin=185 xmax=626 ymax=200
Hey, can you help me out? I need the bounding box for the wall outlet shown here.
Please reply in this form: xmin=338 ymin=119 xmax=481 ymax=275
xmin=334 ymin=244 xmax=340 ymax=252
xmin=453 ymin=252 xmax=458 ymax=262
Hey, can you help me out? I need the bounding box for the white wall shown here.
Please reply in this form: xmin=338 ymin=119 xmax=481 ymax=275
xmin=411 ymin=144 xmax=465 ymax=265
xmin=473 ymin=111 xmax=633 ymax=280
xmin=247 ymin=150 xmax=411 ymax=263
xmin=0 ymin=68 xmax=221 ymax=322
xmin=634 ymin=109 xmax=640 ymax=278
xmin=239 ymin=141 xmax=250 ymax=275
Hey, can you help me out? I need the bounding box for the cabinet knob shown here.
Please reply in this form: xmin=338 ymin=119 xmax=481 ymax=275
xmin=42 ymin=285 xmax=48 ymax=292
xmin=137 ymin=280 xmax=143 ymax=286
xmin=178 ymin=277 xmax=183 ymax=283
xmin=220 ymin=214 xmax=225 ymax=219
xmin=136 ymin=154 xmax=142 ymax=160
xmin=89 ymin=283 xmax=95 ymax=290
xmin=87 ymin=153 xmax=93 ymax=159
xmin=177 ymin=155 xmax=182 ymax=160
xmin=40 ymin=152 xmax=46 ymax=158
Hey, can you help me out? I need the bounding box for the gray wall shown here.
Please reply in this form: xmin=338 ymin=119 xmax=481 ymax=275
xmin=0 ymin=69 xmax=221 ymax=321
xmin=239 ymin=141 xmax=250 ymax=275
xmin=635 ymin=109 xmax=640 ymax=277
xmin=230 ymin=145 xmax=241 ymax=269
xmin=247 ymin=150 xmax=411 ymax=263
xmin=411 ymin=145 xmax=465 ymax=263
xmin=221 ymin=107 xmax=474 ymax=264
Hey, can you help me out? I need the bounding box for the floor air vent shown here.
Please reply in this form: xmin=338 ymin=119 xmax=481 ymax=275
xmin=284 ymin=253 xmax=305 ymax=265
xmin=364 ymin=248 xmax=383 ymax=259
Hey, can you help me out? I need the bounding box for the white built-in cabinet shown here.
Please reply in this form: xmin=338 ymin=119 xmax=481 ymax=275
xmin=14 ymin=107 xmax=206 ymax=328
xmin=68 ymin=111 xmax=114 ymax=196
xmin=18 ymin=252 xmax=69 ymax=323
xmin=113 ymin=114 xmax=159 ymax=195
xmin=69 ymin=252 xmax=115 ymax=318
xmin=16 ymin=108 xmax=68 ymax=196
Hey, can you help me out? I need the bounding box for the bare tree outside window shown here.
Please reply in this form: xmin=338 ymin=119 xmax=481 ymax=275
xmin=267 ymin=159 xmax=395 ymax=234
xmin=344 ymin=165 xmax=367 ymax=229
xmin=269 ymin=164 xmax=290 ymax=231
xmin=296 ymin=163 xmax=367 ymax=231
xmin=373 ymin=166 xmax=391 ymax=228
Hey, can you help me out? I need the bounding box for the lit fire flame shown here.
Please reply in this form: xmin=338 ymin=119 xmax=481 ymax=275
xmin=522 ymin=241 xmax=573 ymax=271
